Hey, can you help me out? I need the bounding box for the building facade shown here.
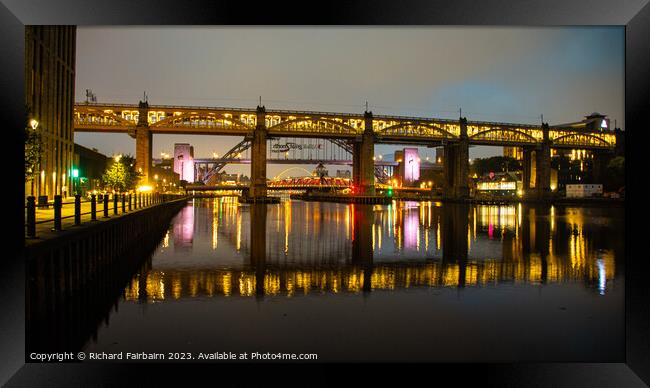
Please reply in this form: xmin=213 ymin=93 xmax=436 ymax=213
xmin=25 ymin=26 xmax=77 ymax=199
xmin=503 ymin=146 xmax=523 ymax=160
xmin=152 ymin=156 xmax=180 ymax=191
xmin=173 ymin=143 xmax=195 ymax=183
xmin=394 ymin=148 xmax=421 ymax=186
xmin=73 ymin=144 xmax=107 ymax=194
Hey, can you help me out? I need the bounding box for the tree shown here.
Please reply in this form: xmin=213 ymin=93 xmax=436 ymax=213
xmin=604 ymin=156 xmax=624 ymax=191
xmin=471 ymin=156 xmax=522 ymax=176
xmin=102 ymin=154 xmax=141 ymax=192
xmin=25 ymin=105 xmax=43 ymax=197
xmin=25 ymin=124 xmax=42 ymax=183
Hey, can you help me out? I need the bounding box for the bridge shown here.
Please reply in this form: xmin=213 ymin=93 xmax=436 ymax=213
xmin=74 ymin=101 xmax=621 ymax=200
xmin=190 ymin=137 xmax=399 ymax=184
xmin=185 ymin=179 xmax=434 ymax=193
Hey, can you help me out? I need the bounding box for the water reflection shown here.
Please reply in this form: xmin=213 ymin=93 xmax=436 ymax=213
xmin=123 ymin=199 xmax=621 ymax=301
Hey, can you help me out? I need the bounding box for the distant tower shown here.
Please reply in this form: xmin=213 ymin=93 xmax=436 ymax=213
xmin=394 ymin=148 xmax=420 ymax=186
xmin=174 ymin=143 xmax=195 ymax=182
xmin=402 ymin=148 xmax=421 ymax=185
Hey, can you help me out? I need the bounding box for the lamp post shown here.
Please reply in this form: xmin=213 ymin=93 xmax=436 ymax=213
xmin=28 ymin=119 xmax=39 ymax=197
xmin=72 ymin=168 xmax=79 ymax=195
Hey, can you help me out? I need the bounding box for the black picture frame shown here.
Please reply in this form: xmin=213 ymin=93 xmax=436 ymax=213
xmin=1 ymin=1 xmax=648 ymax=386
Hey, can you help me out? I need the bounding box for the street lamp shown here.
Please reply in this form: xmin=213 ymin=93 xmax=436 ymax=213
xmin=72 ymin=168 xmax=79 ymax=195
xmin=28 ymin=119 xmax=39 ymax=196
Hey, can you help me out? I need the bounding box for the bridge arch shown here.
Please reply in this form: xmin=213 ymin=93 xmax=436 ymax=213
xmin=551 ymin=133 xmax=611 ymax=148
xmin=74 ymin=110 xmax=135 ymax=128
xmin=468 ymin=127 xmax=539 ymax=144
xmin=151 ymin=112 xmax=253 ymax=131
xmin=273 ymin=167 xmax=314 ymax=179
xmin=268 ymin=118 xmax=359 ymax=136
xmin=379 ymin=122 xmax=459 ymax=139
xmin=198 ymin=138 xmax=363 ymax=184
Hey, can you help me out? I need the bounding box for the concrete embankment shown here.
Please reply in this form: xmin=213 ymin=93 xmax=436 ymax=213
xmin=24 ymin=197 xmax=189 ymax=353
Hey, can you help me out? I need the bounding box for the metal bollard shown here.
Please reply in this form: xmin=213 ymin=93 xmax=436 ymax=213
xmin=122 ymin=194 xmax=126 ymax=213
xmin=113 ymin=193 xmax=118 ymax=215
xmin=26 ymin=196 xmax=36 ymax=238
xmin=104 ymin=194 xmax=109 ymax=218
xmin=128 ymin=193 xmax=132 ymax=211
xmin=138 ymin=193 xmax=142 ymax=208
xmin=91 ymin=194 xmax=97 ymax=220
xmin=52 ymin=195 xmax=62 ymax=231
xmin=74 ymin=194 xmax=81 ymax=225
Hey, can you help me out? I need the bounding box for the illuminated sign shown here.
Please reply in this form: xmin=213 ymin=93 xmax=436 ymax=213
xmin=600 ymin=119 xmax=608 ymax=129
xmin=271 ymin=142 xmax=323 ymax=153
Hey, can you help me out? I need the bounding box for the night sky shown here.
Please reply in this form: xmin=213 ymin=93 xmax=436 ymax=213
xmin=73 ymin=27 xmax=624 ymax=177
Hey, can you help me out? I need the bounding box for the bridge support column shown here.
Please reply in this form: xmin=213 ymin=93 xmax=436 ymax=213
xmin=250 ymin=106 xmax=267 ymax=198
xmin=534 ymin=123 xmax=551 ymax=200
xmin=352 ymin=141 xmax=361 ymax=190
xmin=522 ymin=147 xmax=533 ymax=193
xmin=135 ymin=100 xmax=152 ymax=186
xmin=353 ymin=111 xmax=375 ymax=195
xmin=443 ymin=118 xmax=469 ymax=200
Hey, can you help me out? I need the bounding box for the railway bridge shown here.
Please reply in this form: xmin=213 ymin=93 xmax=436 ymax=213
xmin=74 ymin=101 xmax=620 ymax=200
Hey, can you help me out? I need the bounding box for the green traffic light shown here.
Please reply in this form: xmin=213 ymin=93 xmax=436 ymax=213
xmin=72 ymin=168 xmax=79 ymax=178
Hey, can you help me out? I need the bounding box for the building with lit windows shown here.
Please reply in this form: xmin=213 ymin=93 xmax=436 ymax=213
xmin=475 ymin=172 xmax=521 ymax=196
xmin=503 ymin=146 xmax=523 ymax=160
xmin=24 ymin=26 xmax=77 ymax=200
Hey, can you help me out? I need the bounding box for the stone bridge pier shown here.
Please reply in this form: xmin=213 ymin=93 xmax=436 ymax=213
xmin=352 ymin=111 xmax=376 ymax=196
xmin=443 ymin=118 xmax=469 ymax=200
xmin=135 ymin=100 xmax=152 ymax=186
xmin=250 ymin=106 xmax=268 ymax=199
xmin=522 ymin=123 xmax=551 ymax=200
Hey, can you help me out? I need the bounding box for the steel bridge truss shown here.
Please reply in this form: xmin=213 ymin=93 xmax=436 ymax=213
xmin=74 ymin=103 xmax=617 ymax=150
xmin=194 ymin=137 xmax=394 ymax=184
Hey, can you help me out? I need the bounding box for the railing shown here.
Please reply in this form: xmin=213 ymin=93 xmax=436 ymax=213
xmin=25 ymin=192 xmax=188 ymax=239
xmin=74 ymin=102 xmax=619 ymax=135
